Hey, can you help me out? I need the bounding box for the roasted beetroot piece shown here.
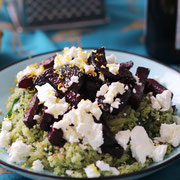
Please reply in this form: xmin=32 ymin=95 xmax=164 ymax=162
xmin=90 ymin=47 xmax=120 ymax=81
xmin=35 ymin=68 xmax=65 ymax=97
xmin=59 ymin=65 xmax=84 ymax=92
xmin=65 ymin=90 xmax=84 ymax=106
xmin=97 ymin=88 xmax=131 ymax=114
xmin=118 ymin=67 xmax=135 ymax=89
xmin=40 ymin=111 xmax=54 ymax=131
xmin=41 ymin=55 xmax=56 ymax=69
xmin=23 ymin=94 xmax=39 ymax=128
xmin=18 ymin=75 xmax=35 ymax=89
xmin=101 ymin=124 xmax=124 ymax=158
xmin=34 ymin=74 xmax=46 ymax=86
xmin=120 ymin=61 xmax=134 ymax=70
xmin=82 ymin=74 xmax=103 ymax=101
xmin=48 ymin=127 xmax=66 ymax=147
xmin=145 ymin=79 xmax=167 ymax=96
xmin=129 ymin=67 xmax=150 ymax=109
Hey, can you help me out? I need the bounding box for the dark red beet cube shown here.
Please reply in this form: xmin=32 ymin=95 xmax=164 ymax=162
xmin=48 ymin=127 xmax=66 ymax=147
xmin=23 ymin=94 xmax=39 ymax=128
xmin=41 ymin=55 xmax=56 ymax=69
xmin=40 ymin=112 xmax=54 ymax=131
xmin=129 ymin=67 xmax=150 ymax=109
xmin=101 ymin=124 xmax=124 ymax=158
xmin=18 ymin=75 xmax=35 ymax=89
xmin=145 ymin=78 xmax=167 ymax=96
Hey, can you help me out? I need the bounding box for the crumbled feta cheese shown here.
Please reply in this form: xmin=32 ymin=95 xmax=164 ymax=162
xmin=68 ymin=76 xmax=79 ymax=86
xmin=84 ymin=64 xmax=95 ymax=74
xmin=9 ymin=140 xmax=32 ymax=164
xmin=36 ymin=83 xmax=69 ymax=118
xmin=66 ymin=170 xmax=73 ymax=175
xmin=111 ymin=98 xmax=120 ymax=109
xmin=78 ymin=100 xmax=102 ymax=121
xmin=32 ymin=160 xmax=44 ymax=172
xmin=96 ymin=160 xmax=120 ymax=175
xmin=96 ymin=84 xmax=109 ymax=97
xmin=45 ymin=98 xmax=69 ymax=119
xmin=106 ymin=64 xmax=120 ymax=75
xmin=84 ymin=164 xmax=100 ymax=178
xmin=151 ymin=145 xmax=167 ymax=162
xmin=16 ymin=64 xmax=43 ymax=82
xmin=156 ymin=90 xmax=172 ymax=111
xmin=150 ymin=96 xmax=161 ymax=110
xmin=106 ymin=54 xmax=117 ymax=64
xmin=54 ymin=47 xmax=88 ymax=69
xmin=158 ymin=123 xmax=180 ymax=147
xmin=53 ymin=100 xmax=103 ymax=151
xmin=104 ymin=82 xmax=125 ymax=104
xmin=2 ymin=121 xmax=12 ymax=132
xmin=115 ymin=130 xmax=130 ymax=150
xmin=150 ymin=90 xmax=172 ymax=111
xmin=173 ymin=115 xmax=180 ymax=125
xmin=133 ymin=88 xmax=136 ymax=94
xmin=60 ymin=87 xmax=67 ymax=93
xmin=33 ymin=115 xmax=41 ymax=121
xmin=130 ymin=126 xmax=155 ymax=164
xmin=36 ymin=83 xmax=56 ymax=104
xmin=0 ymin=131 xmax=10 ymax=149
xmin=133 ymin=75 xmax=142 ymax=86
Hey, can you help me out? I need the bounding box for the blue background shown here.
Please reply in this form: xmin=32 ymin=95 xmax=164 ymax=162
xmin=0 ymin=0 xmax=180 ymax=179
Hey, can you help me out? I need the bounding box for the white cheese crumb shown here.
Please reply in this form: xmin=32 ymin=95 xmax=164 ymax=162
xmin=33 ymin=115 xmax=41 ymax=121
xmin=173 ymin=115 xmax=180 ymax=125
xmin=104 ymin=82 xmax=125 ymax=104
xmin=130 ymin=126 xmax=155 ymax=164
xmin=2 ymin=121 xmax=12 ymax=132
xmin=106 ymin=64 xmax=120 ymax=75
xmin=66 ymin=170 xmax=73 ymax=175
xmin=0 ymin=131 xmax=10 ymax=149
xmin=106 ymin=54 xmax=117 ymax=64
xmin=151 ymin=145 xmax=167 ymax=162
xmin=133 ymin=88 xmax=136 ymax=94
xmin=156 ymin=90 xmax=172 ymax=111
xmin=16 ymin=65 xmax=43 ymax=83
xmin=159 ymin=123 xmax=180 ymax=147
xmin=96 ymin=84 xmax=109 ymax=97
xmin=84 ymin=64 xmax=95 ymax=74
xmin=84 ymin=164 xmax=100 ymax=178
xmin=45 ymin=98 xmax=69 ymax=119
xmin=68 ymin=75 xmax=79 ymax=86
xmin=36 ymin=83 xmax=69 ymax=118
xmin=53 ymin=100 xmax=103 ymax=151
xmin=9 ymin=140 xmax=32 ymax=164
xmin=150 ymin=96 xmax=161 ymax=110
xmin=32 ymin=160 xmax=44 ymax=172
xmin=115 ymin=130 xmax=130 ymax=150
xmin=96 ymin=160 xmax=120 ymax=175
xmin=150 ymin=90 xmax=172 ymax=111
xmin=133 ymin=75 xmax=142 ymax=86
xmin=60 ymin=87 xmax=67 ymax=93
xmin=36 ymin=83 xmax=56 ymax=104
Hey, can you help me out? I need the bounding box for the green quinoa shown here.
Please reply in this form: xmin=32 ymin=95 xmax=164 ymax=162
xmin=2 ymin=88 xmax=175 ymax=177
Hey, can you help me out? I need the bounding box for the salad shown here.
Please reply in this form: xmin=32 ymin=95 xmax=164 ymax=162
xmin=0 ymin=47 xmax=180 ymax=178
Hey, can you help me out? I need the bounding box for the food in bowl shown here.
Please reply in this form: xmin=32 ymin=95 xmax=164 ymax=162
xmin=0 ymin=47 xmax=179 ymax=178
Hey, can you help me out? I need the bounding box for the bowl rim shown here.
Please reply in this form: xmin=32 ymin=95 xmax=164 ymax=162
xmin=0 ymin=48 xmax=180 ymax=179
